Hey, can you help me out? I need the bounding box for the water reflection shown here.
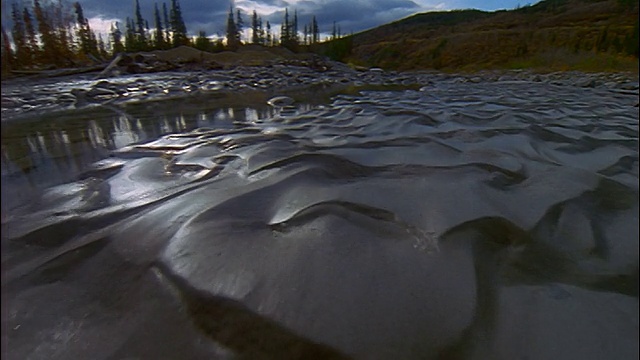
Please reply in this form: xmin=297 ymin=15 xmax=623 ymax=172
xmin=1 ymin=101 xmax=312 ymax=212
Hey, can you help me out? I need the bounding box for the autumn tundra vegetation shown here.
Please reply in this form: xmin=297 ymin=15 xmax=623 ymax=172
xmin=328 ymin=0 xmax=639 ymax=72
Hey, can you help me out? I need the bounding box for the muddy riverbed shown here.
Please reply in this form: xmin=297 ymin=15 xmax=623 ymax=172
xmin=1 ymin=67 xmax=638 ymax=359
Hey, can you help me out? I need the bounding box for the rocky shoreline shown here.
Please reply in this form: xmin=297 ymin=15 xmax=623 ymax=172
xmin=2 ymin=48 xmax=638 ymax=120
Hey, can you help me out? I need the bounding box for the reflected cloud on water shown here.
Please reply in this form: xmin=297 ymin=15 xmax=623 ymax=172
xmin=1 ymin=102 xmax=311 ymax=211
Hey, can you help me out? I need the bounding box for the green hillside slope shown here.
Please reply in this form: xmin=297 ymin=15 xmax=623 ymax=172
xmin=319 ymin=0 xmax=639 ymax=72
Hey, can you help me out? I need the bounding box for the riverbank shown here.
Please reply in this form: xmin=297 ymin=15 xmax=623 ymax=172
xmin=2 ymin=49 xmax=638 ymax=121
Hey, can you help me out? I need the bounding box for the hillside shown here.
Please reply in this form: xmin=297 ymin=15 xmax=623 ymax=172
xmin=319 ymin=0 xmax=639 ymax=72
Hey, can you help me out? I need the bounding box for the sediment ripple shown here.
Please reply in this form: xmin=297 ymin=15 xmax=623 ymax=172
xmin=1 ymin=79 xmax=638 ymax=360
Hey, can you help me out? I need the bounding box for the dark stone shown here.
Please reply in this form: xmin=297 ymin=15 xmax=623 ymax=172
xmin=117 ymin=55 xmax=133 ymax=66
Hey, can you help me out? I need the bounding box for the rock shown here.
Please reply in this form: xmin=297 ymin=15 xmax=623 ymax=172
xmin=98 ymin=48 xmax=211 ymax=78
xmin=618 ymin=82 xmax=639 ymax=91
xmin=1 ymin=97 xmax=25 ymax=108
xmin=267 ymin=96 xmax=295 ymax=107
xmin=116 ymin=54 xmax=133 ymax=66
xmin=56 ymin=93 xmax=77 ymax=104
xmin=86 ymin=87 xmax=118 ymax=100
xmin=577 ymin=78 xmax=598 ymax=88
xmin=96 ymin=53 xmax=125 ymax=79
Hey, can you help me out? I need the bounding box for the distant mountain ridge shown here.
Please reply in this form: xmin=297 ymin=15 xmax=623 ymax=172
xmin=319 ymin=0 xmax=639 ymax=72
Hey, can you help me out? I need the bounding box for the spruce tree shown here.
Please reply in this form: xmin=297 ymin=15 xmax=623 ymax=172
xmin=194 ymin=30 xmax=211 ymax=51
xmin=23 ymin=7 xmax=39 ymax=64
xmin=111 ymin=22 xmax=125 ymax=54
xmin=303 ymin=24 xmax=308 ymax=45
xmin=170 ymin=0 xmax=188 ymax=46
xmin=97 ymin=34 xmax=108 ymax=59
xmin=250 ymin=11 xmax=265 ymax=45
xmin=134 ymin=0 xmax=147 ymax=49
xmin=1 ymin=25 xmax=13 ymax=72
xmin=281 ymin=8 xmax=290 ymax=46
xmin=54 ymin=1 xmax=75 ymax=63
xmin=292 ymin=9 xmax=298 ymax=45
xmin=88 ymin=29 xmax=99 ymax=58
xmin=34 ymin=0 xmax=59 ymax=65
xmin=163 ymin=2 xmax=170 ymax=46
xmin=74 ymin=2 xmax=99 ymax=58
xmin=251 ymin=10 xmax=259 ymax=44
xmin=226 ymin=5 xmax=238 ymax=49
xmin=312 ymin=16 xmax=319 ymax=44
xmin=154 ymin=3 xmax=165 ymax=49
xmin=236 ymin=9 xmax=244 ymax=44
xmin=11 ymin=3 xmax=27 ymax=66
xmin=74 ymin=2 xmax=90 ymax=55
xmin=266 ymin=21 xmax=272 ymax=46
xmin=125 ymin=17 xmax=136 ymax=51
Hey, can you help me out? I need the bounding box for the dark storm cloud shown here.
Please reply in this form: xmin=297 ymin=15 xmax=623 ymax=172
xmin=63 ymin=0 xmax=422 ymax=37
xmin=248 ymin=0 xmax=422 ymax=35
xmin=306 ymin=0 xmax=422 ymax=34
xmin=79 ymin=0 xmax=231 ymax=26
xmin=68 ymin=0 xmax=224 ymax=34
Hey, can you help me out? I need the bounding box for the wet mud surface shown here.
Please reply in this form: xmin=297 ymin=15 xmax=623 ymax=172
xmin=1 ymin=70 xmax=639 ymax=359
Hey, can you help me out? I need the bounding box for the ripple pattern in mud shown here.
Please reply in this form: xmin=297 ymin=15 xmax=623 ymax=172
xmin=2 ymin=81 xmax=638 ymax=360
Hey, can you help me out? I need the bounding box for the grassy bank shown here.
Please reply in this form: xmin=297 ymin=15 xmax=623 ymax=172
xmin=506 ymin=48 xmax=639 ymax=72
xmin=317 ymin=0 xmax=639 ymax=73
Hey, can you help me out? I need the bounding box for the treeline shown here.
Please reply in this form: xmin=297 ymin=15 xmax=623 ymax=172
xmin=193 ymin=5 xmax=342 ymax=54
xmin=3 ymin=0 xmax=93 ymax=69
xmin=208 ymin=5 xmax=328 ymax=52
xmin=118 ymin=0 xmax=190 ymax=53
xmin=1 ymin=0 xmax=190 ymax=72
xmin=1 ymin=0 xmax=346 ymax=74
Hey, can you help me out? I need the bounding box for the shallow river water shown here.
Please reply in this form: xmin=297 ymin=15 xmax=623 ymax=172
xmin=1 ymin=75 xmax=639 ymax=359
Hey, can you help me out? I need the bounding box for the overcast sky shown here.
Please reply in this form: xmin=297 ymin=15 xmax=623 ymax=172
xmin=3 ymin=0 xmax=535 ymax=40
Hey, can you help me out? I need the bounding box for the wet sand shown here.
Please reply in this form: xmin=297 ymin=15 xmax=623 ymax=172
xmin=1 ymin=73 xmax=639 ymax=359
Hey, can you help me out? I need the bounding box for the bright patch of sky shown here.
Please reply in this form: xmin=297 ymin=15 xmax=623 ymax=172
xmin=88 ymin=16 xmax=121 ymax=38
xmin=235 ymin=0 xmax=284 ymax=15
